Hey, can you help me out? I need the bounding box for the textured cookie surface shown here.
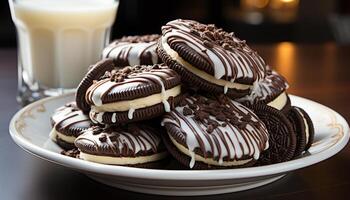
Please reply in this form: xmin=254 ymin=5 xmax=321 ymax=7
xmin=287 ymin=106 xmax=307 ymax=157
xmin=162 ymin=93 xmax=269 ymax=169
xmin=251 ymin=104 xmax=296 ymax=165
xmin=103 ymin=34 xmax=161 ymax=66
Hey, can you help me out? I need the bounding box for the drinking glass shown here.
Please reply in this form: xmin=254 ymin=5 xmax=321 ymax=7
xmin=9 ymin=0 xmax=119 ymax=105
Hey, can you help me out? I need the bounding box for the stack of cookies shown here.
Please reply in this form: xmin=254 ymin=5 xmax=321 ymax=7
xmin=50 ymin=19 xmax=314 ymax=169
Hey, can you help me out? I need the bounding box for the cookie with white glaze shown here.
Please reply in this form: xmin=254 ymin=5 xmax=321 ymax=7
xmin=237 ymin=69 xmax=291 ymax=113
xmin=50 ymin=102 xmax=93 ymax=150
xmin=75 ymin=124 xmax=168 ymax=168
xmin=161 ymin=94 xmax=269 ymax=169
xmin=84 ymin=63 xmax=182 ymax=124
xmin=158 ymin=19 xmax=267 ymax=98
xmin=103 ymin=34 xmax=161 ymax=66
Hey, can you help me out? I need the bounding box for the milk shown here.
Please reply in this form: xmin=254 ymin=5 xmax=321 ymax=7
xmin=10 ymin=0 xmax=118 ymax=89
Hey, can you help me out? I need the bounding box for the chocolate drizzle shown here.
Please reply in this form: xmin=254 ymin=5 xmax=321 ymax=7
xmin=162 ymin=94 xmax=269 ymax=168
xmin=161 ymin=19 xmax=267 ymax=84
xmin=51 ymin=102 xmax=92 ymax=137
xmin=103 ymin=34 xmax=161 ymax=66
xmin=237 ymin=69 xmax=289 ymax=105
xmin=75 ymin=125 xmax=163 ymax=157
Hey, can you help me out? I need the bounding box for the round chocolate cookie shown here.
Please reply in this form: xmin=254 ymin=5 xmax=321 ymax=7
xmin=250 ymin=104 xmax=296 ymax=165
xmin=50 ymin=102 xmax=93 ymax=150
xmin=237 ymin=69 xmax=291 ymax=114
xmin=158 ymin=19 xmax=267 ymax=98
xmin=85 ymin=64 xmax=182 ymax=125
xmin=161 ymin=94 xmax=269 ymax=169
xmin=288 ymin=106 xmax=314 ymax=155
xmin=75 ymin=124 xmax=168 ymax=168
xmin=102 ymin=34 xmax=161 ymax=66
xmin=76 ymin=58 xmax=118 ymax=112
xmin=287 ymin=106 xmax=307 ymax=157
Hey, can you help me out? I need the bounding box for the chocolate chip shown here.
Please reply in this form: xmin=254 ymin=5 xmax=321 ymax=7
xmin=222 ymin=43 xmax=231 ymax=50
xmin=207 ymin=24 xmax=215 ymax=31
xmin=197 ymin=96 xmax=207 ymax=104
xmin=203 ymin=40 xmax=213 ymax=48
xmin=196 ymin=110 xmax=209 ymax=120
xmin=108 ymin=134 xmax=119 ymax=141
xmin=122 ymin=67 xmax=131 ymax=74
xmin=242 ymin=114 xmax=251 ymax=122
xmin=153 ymin=64 xmax=160 ymax=69
xmin=190 ymin=29 xmax=201 ymax=37
xmin=216 ymin=114 xmax=226 ymax=121
xmin=183 ymin=107 xmax=193 ymax=116
xmin=208 ymin=119 xmax=219 ymax=127
xmin=99 ymin=135 xmax=107 ymax=142
xmin=189 ymin=103 xmax=197 ymax=110
xmin=206 ymin=125 xmax=214 ymax=133
xmin=116 ymin=77 xmax=124 ymax=82
xmin=179 ymin=99 xmax=188 ymax=107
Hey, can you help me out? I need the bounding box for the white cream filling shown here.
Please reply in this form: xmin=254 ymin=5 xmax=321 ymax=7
xmin=267 ymin=92 xmax=287 ymax=110
xmin=79 ymin=151 xmax=168 ymax=165
xmin=296 ymin=109 xmax=310 ymax=144
xmin=161 ymin=38 xmax=251 ymax=91
xmin=169 ymin=135 xmax=253 ymax=167
xmin=49 ymin=128 xmax=76 ymax=144
xmin=92 ymin=86 xmax=181 ymax=112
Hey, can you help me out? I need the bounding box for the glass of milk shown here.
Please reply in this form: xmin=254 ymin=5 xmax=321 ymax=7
xmin=9 ymin=0 xmax=119 ymax=105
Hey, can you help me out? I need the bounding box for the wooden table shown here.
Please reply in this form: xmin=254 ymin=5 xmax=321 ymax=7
xmin=0 ymin=43 xmax=349 ymax=200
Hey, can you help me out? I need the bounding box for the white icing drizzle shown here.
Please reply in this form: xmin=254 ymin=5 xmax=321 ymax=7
xmin=75 ymin=126 xmax=161 ymax=156
xmin=102 ymin=41 xmax=159 ymax=66
xmin=237 ymin=69 xmax=289 ymax=104
xmin=162 ymin=96 xmax=269 ymax=168
xmin=51 ymin=102 xmax=91 ymax=134
xmin=111 ymin=113 xmax=117 ymax=123
xmin=128 ymin=108 xmax=135 ymax=120
xmin=224 ymin=85 xmax=229 ymax=94
xmin=86 ymin=66 xmax=179 ymax=119
xmin=133 ymin=72 xmax=170 ymax=112
xmin=189 ymin=151 xmax=196 ymax=168
xmin=89 ymin=107 xmax=104 ymax=124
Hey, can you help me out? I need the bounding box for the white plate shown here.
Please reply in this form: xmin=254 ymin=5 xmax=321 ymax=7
xmin=9 ymin=93 xmax=349 ymax=196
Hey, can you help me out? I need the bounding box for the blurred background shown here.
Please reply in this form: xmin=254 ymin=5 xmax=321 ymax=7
xmin=1 ymin=0 xmax=350 ymax=46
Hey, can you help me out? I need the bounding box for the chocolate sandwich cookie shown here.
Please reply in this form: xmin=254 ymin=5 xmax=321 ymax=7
xmin=251 ymin=104 xmax=296 ymax=165
xmin=287 ymin=106 xmax=314 ymax=157
xmin=161 ymin=94 xmax=269 ymax=169
xmin=50 ymin=102 xmax=93 ymax=150
xmin=103 ymin=34 xmax=161 ymax=67
xmin=75 ymin=125 xmax=168 ymax=168
xmin=158 ymin=19 xmax=267 ymax=98
xmin=237 ymin=69 xmax=291 ymax=113
xmin=76 ymin=59 xmax=117 ymax=112
xmin=85 ymin=64 xmax=182 ymax=125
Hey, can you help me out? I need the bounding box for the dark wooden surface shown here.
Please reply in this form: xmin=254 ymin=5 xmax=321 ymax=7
xmin=0 ymin=43 xmax=349 ymax=200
